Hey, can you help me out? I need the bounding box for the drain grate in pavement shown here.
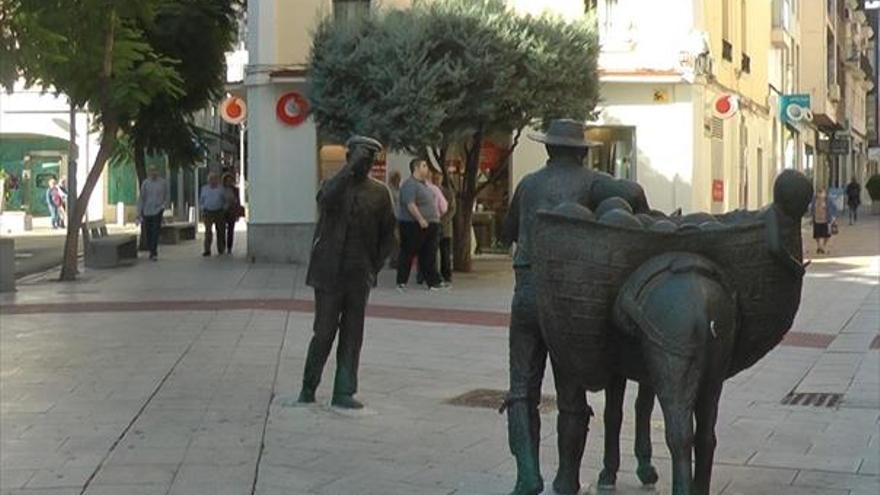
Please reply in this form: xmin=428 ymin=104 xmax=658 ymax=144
xmin=781 ymin=392 xmax=843 ymax=408
xmin=446 ymin=388 xmax=557 ymax=413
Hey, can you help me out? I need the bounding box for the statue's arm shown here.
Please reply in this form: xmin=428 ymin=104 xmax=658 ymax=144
xmin=316 ymin=164 xmax=354 ymax=210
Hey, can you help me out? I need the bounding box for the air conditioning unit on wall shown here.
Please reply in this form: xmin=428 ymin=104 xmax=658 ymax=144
xmin=829 ymin=84 xmax=842 ymax=102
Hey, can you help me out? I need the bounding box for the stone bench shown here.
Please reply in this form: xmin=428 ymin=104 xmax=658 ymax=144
xmin=0 ymin=237 xmax=14 ymax=292
xmin=159 ymin=222 xmax=197 ymax=244
xmin=85 ymin=220 xmax=137 ymax=269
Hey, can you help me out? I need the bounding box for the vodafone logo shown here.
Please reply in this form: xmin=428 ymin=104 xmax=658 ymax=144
xmin=276 ymin=92 xmax=310 ymax=127
xmin=713 ymin=94 xmax=739 ymax=119
xmin=219 ymin=96 xmax=247 ymax=124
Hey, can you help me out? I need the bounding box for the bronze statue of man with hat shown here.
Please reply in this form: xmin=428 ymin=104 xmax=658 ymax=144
xmin=500 ymin=119 xmax=601 ymax=495
xmin=294 ymin=135 xmax=396 ymax=410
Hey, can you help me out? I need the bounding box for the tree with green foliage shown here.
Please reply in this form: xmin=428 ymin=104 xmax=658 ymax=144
xmin=2 ymin=0 xmax=236 ymax=280
xmin=308 ymin=0 xmax=599 ymax=271
xmin=126 ymin=0 xmax=239 ymax=186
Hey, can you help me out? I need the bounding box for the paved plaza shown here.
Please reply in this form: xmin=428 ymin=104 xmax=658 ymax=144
xmin=0 ymin=217 xmax=878 ymax=495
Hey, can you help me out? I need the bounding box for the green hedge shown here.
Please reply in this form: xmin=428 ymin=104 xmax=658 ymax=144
xmin=867 ymin=174 xmax=880 ymax=200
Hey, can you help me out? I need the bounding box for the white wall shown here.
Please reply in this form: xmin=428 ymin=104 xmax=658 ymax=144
xmin=596 ymin=83 xmax=696 ymax=214
xmin=0 ymin=86 xmax=105 ymax=220
xmin=246 ymin=84 xmax=318 ymax=224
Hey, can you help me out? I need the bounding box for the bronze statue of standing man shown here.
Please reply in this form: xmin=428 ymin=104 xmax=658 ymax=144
xmin=501 ymin=119 xmax=600 ymax=495
xmin=294 ymin=136 xmax=396 ymax=409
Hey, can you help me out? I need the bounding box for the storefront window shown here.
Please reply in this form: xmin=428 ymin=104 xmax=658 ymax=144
xmin=585 ymin=126 xmax=636 ymax=180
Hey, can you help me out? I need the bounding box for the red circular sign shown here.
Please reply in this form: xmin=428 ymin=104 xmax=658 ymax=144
xmin=227 ymin=101 xmax=243 ymax=119
xmin=219 ymin=96 xmax=247 ymax=124
xmin=713 ymin=94 xmax=738 ymax=119
xmin=276 ymin=92 xmax=310 ymax=126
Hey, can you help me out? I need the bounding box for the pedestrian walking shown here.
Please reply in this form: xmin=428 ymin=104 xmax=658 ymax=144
xmin=137 ymin=167 xmax=168 ymax=261
xmin=57 ymin=177 xmax=69 ymax=225
xmin=199 ymin=172 xmax=228 ymax=256
xmin=417 ymin=167 xmax=448 ymax=286
xmin=292 ymin=136 xmax=395 ymax=410
xmin=845 ymin=177 xmax=861 ymax=225
xmin=435 ymin=170 xmax=456 ymax=284
xmin=396 ymin=159 xmax=443 ymax=290
xmin=222 ymin=173 xmax=243 ymax=254
xmin=45 ymin=178 xmax=66 ymax=229
xmin=810 ymin=187 xmax=837 ymax=254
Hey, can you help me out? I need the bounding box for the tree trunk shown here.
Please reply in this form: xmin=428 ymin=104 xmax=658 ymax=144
xmin=134 ymin=140 xmax=147 ymax=186
xmin=59 ymin=121 xmax=119 ymax=281
xmin=452 ymin=127 xmax=484 ymax=272
xmin=134 ymin=141 xmax=148 ymax=251
xmin=60 ymin=6 xmax=118 ymax=281
xmin=452 ymin=199 xmax=474 ymax=272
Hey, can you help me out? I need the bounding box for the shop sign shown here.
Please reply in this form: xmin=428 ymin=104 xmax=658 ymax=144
xmin=219 ymin=96 xmax=247 ymax=125
xmin=370 ymin=149 xmax=387 ymax=182
xmin=829 ymin=137 xmax=850 ymax=155
xmin=479 ymin=140 xmax=503 ymax=172
xmin=276 ymin=91 xmax=310 ymax=127
xmin=712 ymin=179 xmax=724 ymax=202
xmin=780 ymin=94 xmax=812 ymax=126
xmin=712 ymin=94 xmax=739 ymax=119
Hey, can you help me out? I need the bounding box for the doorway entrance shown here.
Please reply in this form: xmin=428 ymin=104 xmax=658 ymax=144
xmin=585 ymin=126 xmax=637 ymax=180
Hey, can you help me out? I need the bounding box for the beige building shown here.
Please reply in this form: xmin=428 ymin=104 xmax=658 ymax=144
xmin=801 ymin=0 xmax=874 ymax=192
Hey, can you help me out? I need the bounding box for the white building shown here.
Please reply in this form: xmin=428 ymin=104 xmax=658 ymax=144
xmin=0 ymin=82 xmax=106 ymax=231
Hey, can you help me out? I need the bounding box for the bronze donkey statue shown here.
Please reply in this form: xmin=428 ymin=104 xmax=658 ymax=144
xmin=533 ymin=170 xmax=813 ymax=495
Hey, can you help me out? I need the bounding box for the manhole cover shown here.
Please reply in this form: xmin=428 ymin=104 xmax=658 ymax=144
xmin=781 ymin=392 xmax=842 ymax=408
xmin=446 ymin=388 xmax=557 ymax=413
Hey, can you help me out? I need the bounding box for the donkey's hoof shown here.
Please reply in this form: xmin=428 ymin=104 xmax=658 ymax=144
xmin=636 ymin=464 xmax=659 ymax=486
xmin=596 ymin=469 xmax=616 ymax=490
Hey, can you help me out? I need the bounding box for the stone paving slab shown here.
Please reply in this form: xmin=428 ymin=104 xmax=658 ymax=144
xmin=1 ymin=217 xmax=878 ymax=494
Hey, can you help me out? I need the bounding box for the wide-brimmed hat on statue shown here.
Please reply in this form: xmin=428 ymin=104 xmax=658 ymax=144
xmin=528 ymin=119 xmax=600 ymax=148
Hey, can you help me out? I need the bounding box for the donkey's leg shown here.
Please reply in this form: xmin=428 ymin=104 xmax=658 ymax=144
xmin=634 ymin=382 xmax=659 ymax=485
xmin=598 ymin=374 xmax=626 ymax=489
xmin=658 ymin=397 xmax=695 ymax=495
xmin=693 ymin=383 xmax=723 ymax=495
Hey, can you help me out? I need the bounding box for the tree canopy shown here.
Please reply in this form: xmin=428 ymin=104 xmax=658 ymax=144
xmin=125 ymin=0 xmax=239 ymax=181
xmin=1 ymin=0 xmax=235 ymax=280
xmin=308 ymin=0 xmax=600 ymax=270
xmin=309 ymin=0 xmax=600 ymax=152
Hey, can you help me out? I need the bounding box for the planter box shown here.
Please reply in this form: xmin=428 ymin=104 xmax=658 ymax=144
xmin=0 ymin=212 xmax=32 ymax=234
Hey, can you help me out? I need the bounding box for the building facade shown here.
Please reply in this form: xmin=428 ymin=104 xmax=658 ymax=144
xmin=243 ymin=0 xmax=875 ymax=263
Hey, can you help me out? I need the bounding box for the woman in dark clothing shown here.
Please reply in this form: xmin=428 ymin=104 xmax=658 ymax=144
xmin=222 ymin=174 xmax=243 ymax=254
xmin=845 ymin=178 xmax=861 ymax=225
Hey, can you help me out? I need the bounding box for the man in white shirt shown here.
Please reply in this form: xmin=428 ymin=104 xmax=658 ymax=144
xmin=199 ymin=172 xmax=228 ymax=256
xmin=137 ymin=167 xmax=167 ymax=261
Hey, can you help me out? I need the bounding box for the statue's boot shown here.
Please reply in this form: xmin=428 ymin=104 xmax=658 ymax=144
xmin=507 ymin=401 xmax=543 ymax=495
xmin=552 ymin=412 xmax=588 ymax=495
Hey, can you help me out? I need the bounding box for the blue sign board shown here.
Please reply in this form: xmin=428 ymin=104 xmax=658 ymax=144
xmin=780 ymin=94 xmax=811 ymax=126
